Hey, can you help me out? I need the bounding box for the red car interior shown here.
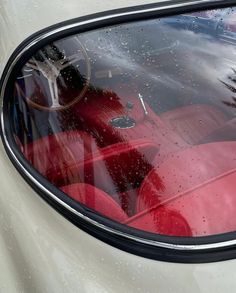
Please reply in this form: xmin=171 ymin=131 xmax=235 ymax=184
xmin=128 ymin=170 xmax=236 ymax=236
xmin=65 ymin=139 xmax=158 ymax=192
xmin=126 ymin=142 xmax=236 ymax=236
xmin=22 ymin=95 xmax=235 ymax=233
xmin=23 ymin=132 xmax=158 ymax=189
xmin=199 ymin=117 xmax=236 ymax=143
xmin=23 ymin=130 xmax=100 ymax=184
xmin=159 ymin=104 xmax=227 ymax=145
xmin=60 ymin=183 xmax=128 ymax=222
xmin=137 ymin=141 xmax=236 ymax=210
xmin=71 ymin=90 xmax=188 ymax=150
xmin=10 ymin=9 xmax=236 ymax=239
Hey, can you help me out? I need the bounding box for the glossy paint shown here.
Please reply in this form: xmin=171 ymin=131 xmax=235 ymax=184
xmin=0 ymin=0 xmax=161 ymax=75
xmin=1 ymin=0 xmax=236 ymax=292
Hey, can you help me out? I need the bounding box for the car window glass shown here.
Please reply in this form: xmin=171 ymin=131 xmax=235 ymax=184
xmin=10 ymin=6 xmax=236 ymax=237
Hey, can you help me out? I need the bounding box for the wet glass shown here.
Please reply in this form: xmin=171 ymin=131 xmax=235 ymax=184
xmin=11 ymin=7 xmax=236 ymax=237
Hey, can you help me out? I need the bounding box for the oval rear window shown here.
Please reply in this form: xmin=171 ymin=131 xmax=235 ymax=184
xmin=8 ymin=7 xmax=236 ymax=238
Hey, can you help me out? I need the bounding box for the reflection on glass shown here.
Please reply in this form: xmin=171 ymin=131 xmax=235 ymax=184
xmin=11 ymin=6 xmax=236 ymax=237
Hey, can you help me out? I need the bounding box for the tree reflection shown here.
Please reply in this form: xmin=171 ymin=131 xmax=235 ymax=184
xmin=221 ymin=68 xmax=236 ymax=108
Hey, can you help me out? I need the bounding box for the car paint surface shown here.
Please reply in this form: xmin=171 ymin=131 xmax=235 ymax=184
xmin=1 ymin=0 xmax=236 ymax=292
xmin=0 ymin=0 xmax=163 ymax=75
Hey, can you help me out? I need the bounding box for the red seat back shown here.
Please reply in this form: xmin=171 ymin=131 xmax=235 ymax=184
xmin=61 ymin=183 xmax=128 ymax=222
xmin=23 ymin=130 xmax=99 ymax=184
xmin=132 ymin=142 xmax=236 ymax=236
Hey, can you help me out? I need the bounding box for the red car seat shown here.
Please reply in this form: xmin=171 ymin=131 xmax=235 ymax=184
xmin=129 ymin=142 xmax=236 ymax=236
xmin=61 ymin=183 xmax=128 ymax=222
xmin=23 ymin=130 xmax=99 ymax=185
xmin=159 ymin=104 xmax=227 ymax=145
xmin=52 ymin=139 xmax=159 ymax=191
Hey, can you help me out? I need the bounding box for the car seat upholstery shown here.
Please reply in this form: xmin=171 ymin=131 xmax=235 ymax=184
xmin=60 ymin=183 xmax=128 ymax=222
xmin=131 ymin=141 xmax=236 ymax=236
xmin=159 ymin=104 xmax=227 ymax=144
xmin=53 ymin=139 xmax=158 ymax=190
xmin=23 ymin=129 xmax=159 ymax=190
xmin=199 ymin=117 xmax=236 ymax=143
xmin=23 ymin=130 xmax=99 ymax=184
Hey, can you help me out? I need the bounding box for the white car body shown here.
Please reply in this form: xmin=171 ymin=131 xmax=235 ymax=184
xmin=0 ymin=1 xmax=236 ymax=292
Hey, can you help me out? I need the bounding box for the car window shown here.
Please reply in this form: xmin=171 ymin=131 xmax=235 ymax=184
xmin=8 ymin=6 xmax=236 ymax=238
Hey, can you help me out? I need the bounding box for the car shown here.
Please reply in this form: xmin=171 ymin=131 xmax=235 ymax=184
xmin=1 ymin=0 xmax=236 ymax=292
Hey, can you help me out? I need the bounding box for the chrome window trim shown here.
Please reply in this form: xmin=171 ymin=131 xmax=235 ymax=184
xmin=1 ymin=0 xmax=236 ymax=255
